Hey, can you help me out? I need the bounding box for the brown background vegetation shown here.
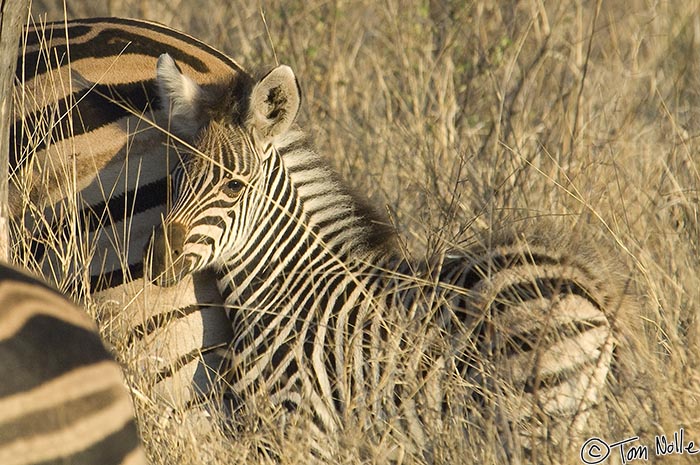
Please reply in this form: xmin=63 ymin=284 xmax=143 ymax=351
xmin=26 ymin=1 xmax=700 ymax=463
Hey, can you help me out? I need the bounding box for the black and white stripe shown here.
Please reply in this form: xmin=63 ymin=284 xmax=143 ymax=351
xmin=12 ymin=18 xmax=241 ymax=412
xmin=148 ymin=57 xmax=619 ymax=460
xmin=0 ymin=262 xmax=147 ymax=465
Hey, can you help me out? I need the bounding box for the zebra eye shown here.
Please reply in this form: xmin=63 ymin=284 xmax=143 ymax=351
xmin=225 ymin=178 xmax=244 ymax=195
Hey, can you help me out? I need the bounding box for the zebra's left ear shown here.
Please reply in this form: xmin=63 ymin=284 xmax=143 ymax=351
xmin=247 ymin=65 xmax=301 ymax=144
xmin=156 ymin=53 xmax=204 ymax=139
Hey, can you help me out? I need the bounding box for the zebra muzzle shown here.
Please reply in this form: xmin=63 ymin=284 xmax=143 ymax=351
xmin=146 ymin=223 xmax=191 ymax=287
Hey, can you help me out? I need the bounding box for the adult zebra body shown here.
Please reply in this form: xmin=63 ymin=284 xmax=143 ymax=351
xmin=148 ymin=56 xmax=621 ymax=461
xmin=0 ymin=262 xmax=147 ymax=465
xmin=12 ymin=18 xmax=237 ymax=412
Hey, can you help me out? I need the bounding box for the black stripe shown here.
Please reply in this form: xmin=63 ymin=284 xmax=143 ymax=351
xmin=492 ymin=277 xmax=601 ymax=312
xmin=90 ymin=262 xmax=144 ymax=293
xmin=192 ymin=214 xmax=229 ymax=228
xmin=30 ymin=177 xmax=168 ymax=288
xmin=21 ymin=18 xmax=243 ymax=83
xmin=0 ymin=315 xmax=110 ymax=397
xmin=469 ymin=277 xmax=602 ymax=360
xmin=0 ymin=266 xmax=61 ymax=296
xmin=22 ymin=24 xmax=92 ymax=49
xmin=314 ymin=216 xmax=356 ymax=250
xmin=441 ymin=252 xmax=563 ymax=293
xmin=15 ymin=17 xmax=248 ymax=175
xmin=0 ymin=385 xmax=123 ymax=446
xmin=19 ymin=27 xmax=213 ymax=82
xmin=268 ymin=340 xmax=293 ymax=383
xmin=84 ymin=176 xmax=169 ymax=233
xmin=127 ymin=304 xmax=203 ymax=345
xmin=456 ymin=277 xmax=604 ymax=378
xmin=188 ymin=233 xmax=217 ymax=248
xmin=57 ymin=18 xmax=244 ymax=72
xmin=502 ymin=314 xmax=608 ymax=359
xmin=273 ymin=215 xmax=307 ymax=271
xmin=276 ymin=136 xmax=311 ymax=158
xmin=34 ymin=416 xmax=142 ymax=465
xmin=523 ymin=358 xmax=600 ymax=394
xmin=220 ymin=208 xmax=301 ymax=300
xmin=303 ymin=271 xmax=347 ymax=404
xmin=12 ymin=81 xmax=158 ymax=172
xmin=244 ymin=260 xmax=310 ymax=350
xmin=153 ymin=348 xmax=205 ymax=384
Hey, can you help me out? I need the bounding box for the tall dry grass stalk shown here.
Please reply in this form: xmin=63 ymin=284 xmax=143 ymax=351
xmin=17 ymin=1 xmax=700 ymax=463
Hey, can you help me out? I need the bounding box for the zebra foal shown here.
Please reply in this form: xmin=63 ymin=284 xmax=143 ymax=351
xmin=146 ymin=53 xmax=622 ymax=462
xmin=0 ymin=262 xmax=147 ymax=465
xmin=12 ymin=18 xmax=237 ymax=413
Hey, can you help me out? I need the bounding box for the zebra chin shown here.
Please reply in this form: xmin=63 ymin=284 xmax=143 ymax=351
xmin=146 ymin=223 xmax=196 ymax=287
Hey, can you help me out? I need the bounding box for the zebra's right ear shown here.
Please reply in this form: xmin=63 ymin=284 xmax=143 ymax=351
xmin=156 ymin=53 xmax=204 ymax=139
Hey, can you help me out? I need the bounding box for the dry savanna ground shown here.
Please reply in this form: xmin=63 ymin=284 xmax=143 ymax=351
xmin=24 ymin=0 xmax=700 ymax=464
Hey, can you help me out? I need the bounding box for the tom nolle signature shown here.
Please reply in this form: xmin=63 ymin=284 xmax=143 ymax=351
xmin=580 ymin=428 xmax=699 ymax=464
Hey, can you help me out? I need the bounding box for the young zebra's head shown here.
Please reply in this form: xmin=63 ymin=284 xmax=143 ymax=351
xmin=147 ymin=53 xmax=301 ymax=287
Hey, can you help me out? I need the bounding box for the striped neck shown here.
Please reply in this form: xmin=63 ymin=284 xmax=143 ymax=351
xmin=217 ymin=139 xmax=395 ymax=304
xmin=214 ymin=141 xmax=407 ymax=412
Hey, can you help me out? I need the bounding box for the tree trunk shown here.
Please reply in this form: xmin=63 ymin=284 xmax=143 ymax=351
xmin=0 ymin=0 xmax=27 ymax=261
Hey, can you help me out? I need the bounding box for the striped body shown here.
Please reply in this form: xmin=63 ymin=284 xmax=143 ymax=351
xmin=148 ymin=58 xmax=619 ymax=460
xmin=0 ymin=263 xmax=146 ymax=465
xmin=12 ymin=18 xmax=237 ymax=411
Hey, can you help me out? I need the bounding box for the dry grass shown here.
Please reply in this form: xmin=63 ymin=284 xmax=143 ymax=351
xmin=22 ymin=0 xmax=700 ymax=463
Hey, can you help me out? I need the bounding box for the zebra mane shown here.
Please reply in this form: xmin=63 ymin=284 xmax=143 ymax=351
xmin=275 ymin=129 xmax=398 ymax=259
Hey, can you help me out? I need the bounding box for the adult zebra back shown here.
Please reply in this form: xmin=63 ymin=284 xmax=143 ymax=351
xmin=147 ymin=55 xmax=623 ymax=462
xmin=12 ymin=18 xmax=236 ymax=414
xmin=0 ymin=262 xmax=147 ymax=465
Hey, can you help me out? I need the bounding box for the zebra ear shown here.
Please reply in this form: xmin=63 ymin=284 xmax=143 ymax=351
xmin=247 ymin=65 xmax=301 ymax=143
xmin=156 ymin=53 xmax=204 ymax=139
